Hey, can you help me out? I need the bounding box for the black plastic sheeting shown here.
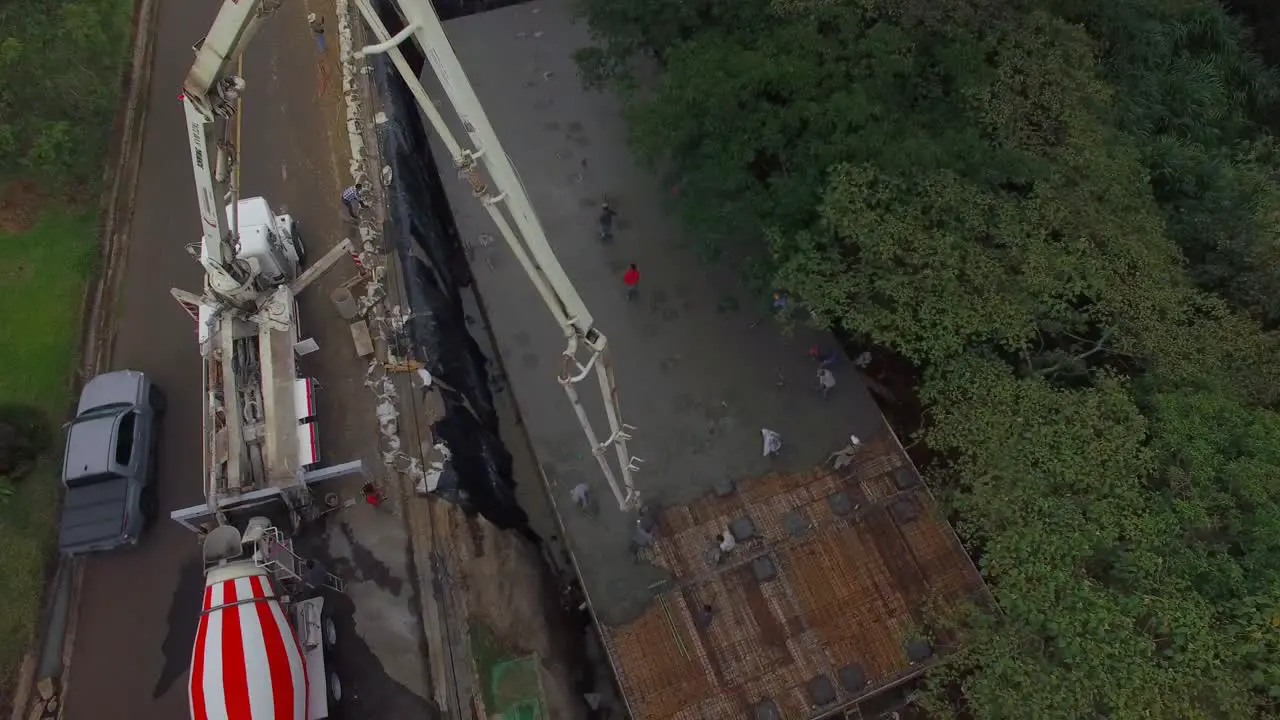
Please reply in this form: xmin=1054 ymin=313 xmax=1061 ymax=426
xmin=369 ymin=0 xmax=529 ymax=531
xmin=432 ymin=0 xmax=530 ymax=21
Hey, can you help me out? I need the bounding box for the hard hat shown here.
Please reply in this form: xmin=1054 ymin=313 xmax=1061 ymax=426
xmin=308 ymin=12 xmax=317 ymax=22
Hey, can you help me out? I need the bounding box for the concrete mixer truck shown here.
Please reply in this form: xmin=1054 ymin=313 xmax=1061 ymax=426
xmin=189 ymin=519 xmax=343 ymax=720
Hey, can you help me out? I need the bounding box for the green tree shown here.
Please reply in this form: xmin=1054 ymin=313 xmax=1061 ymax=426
xmin=1045 ymin=0 xmax=1280 ymax=323
xmin=921 ymin=358 xmax=1278 ymax=717
xmin=0 ymin=0 xmax=132 ymax=191
xmin=575 ymin=0 xmax=1280 ymax=715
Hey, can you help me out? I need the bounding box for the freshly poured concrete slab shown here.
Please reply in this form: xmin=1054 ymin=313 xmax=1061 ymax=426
xmin=424 ymin=0 xmax=885 ymax=626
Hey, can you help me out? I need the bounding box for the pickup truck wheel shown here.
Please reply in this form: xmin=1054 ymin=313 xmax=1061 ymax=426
xmin=290 ymin=223 xmax=307 ymax=268
xmin=140 ymin=487 xmax=159 ymax=527
xmin=148 ymin=385 xmax=167 ymax=416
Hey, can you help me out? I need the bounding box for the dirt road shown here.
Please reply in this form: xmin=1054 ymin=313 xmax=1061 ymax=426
xmin=62 ymin=1 xmax=432 ymax=717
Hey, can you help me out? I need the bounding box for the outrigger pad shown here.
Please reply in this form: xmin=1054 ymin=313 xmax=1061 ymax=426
xmin=889 ymin=497 xmax=922 ymax=524
xmin=729 ymin=515 xmax=758 ymax=541
xmin=713 ymin=477 xmax=735 ymax=497
xmin=892 ymin=466 xmax=920 ymax=490
xmin=807 ymin=674 xmax=837 ymax=706
xmin=751 ymin=555 xmax=778 ymax=583
xmin=828 ymin=491 xmax=854 ymax=517
xmin=782 ymin=509 xmax=809 ymax=538
xmin=907 ymin=638 xmax=934 ymax=663
xmin=753 ymin=699 xmax=781 ymax=720
xmin=839 ymin=663 xmax=867 ymax=693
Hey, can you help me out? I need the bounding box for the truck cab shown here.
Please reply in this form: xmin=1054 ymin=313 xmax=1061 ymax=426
xmin=201 ymin=196 xmax=306 ymax=288
xmin=58 ymin=370 xmax=163 ymax=555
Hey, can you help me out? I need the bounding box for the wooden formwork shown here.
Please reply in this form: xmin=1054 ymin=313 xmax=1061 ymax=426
xmin=599 ymin=427 xmax=984 ymax=719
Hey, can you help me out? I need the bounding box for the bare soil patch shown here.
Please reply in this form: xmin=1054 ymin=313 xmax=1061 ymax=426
xmin=0 ymin=180 xmax=45 ymax=235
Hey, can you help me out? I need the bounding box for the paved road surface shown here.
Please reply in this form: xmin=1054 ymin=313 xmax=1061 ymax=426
xmin=429 ymin=0 xmax=885 ymax=627
xmin=63 ymin=2 xmax=432 ymax=717
xmin=61 ymin=1 xmax=206 ymax=715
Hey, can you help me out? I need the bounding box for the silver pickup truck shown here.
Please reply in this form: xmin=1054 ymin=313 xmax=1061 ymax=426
xmin=59 ymin=370 xmax=164 ymax=555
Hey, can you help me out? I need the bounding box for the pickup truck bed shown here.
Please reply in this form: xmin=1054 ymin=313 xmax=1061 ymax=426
xmin=59 ymin=477 xmax=133 ymax=552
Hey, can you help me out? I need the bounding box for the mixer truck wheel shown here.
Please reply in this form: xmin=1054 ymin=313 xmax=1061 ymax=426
xmin=323 ymin=617 xmax=338 ymax=648
xmin=290 ymin=222 xmax=307 ymax=268
xmin=140 ymin=487 xmax=159 ymax=527
xmin=148 ymin=384 xmax=167 ymax=416
xmin=328 ymin=672 xmax=343 ymax=704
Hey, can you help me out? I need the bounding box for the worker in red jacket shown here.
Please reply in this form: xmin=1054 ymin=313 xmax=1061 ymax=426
xmin=362 ymin=481 xmax=383 ymax=507
xmin=623 ymin=263 xmax=640 ymax=302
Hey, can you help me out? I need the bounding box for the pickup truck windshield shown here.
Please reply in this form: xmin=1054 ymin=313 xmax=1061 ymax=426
xmin=79 ymin=402 xmax=131 ymax=419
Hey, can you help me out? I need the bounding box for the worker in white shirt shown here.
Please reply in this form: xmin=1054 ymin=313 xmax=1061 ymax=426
xmin=818 ymin=367 xmax=836 ymax=398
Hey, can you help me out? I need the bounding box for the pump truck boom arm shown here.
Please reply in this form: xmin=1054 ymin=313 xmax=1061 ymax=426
xmin=181 ymin=0 xmax=283 ymax=306
xmin=353 ymin=0 xmax=643 ymax=511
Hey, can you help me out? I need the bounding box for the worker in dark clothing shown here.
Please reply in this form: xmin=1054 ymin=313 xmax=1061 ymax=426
xmin=598 ymin=202 xmax=617 ymax=241
xmin=772 ymin=291 xmax=789 ymax=312
xmin=694 ymin=603 xmax=715 ymax=629
xmin=307 ymin=13 xmax=326 ymax=53
xmin=303 ymin=559 xmax=330 ymax=590
xmin=809 ymin=346 xmax=839 ymax=369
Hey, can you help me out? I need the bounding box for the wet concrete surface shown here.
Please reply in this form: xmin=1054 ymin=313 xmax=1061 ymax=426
xmin=295 ymin=513 xmax=439 ymax=719
xmin=427 ymin=0 xmax=886 ymax=627
xmin=63 ymin=1 xmax=431 ymax=717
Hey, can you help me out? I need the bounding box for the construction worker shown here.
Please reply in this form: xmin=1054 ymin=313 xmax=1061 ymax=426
xmin=570 ymin=483 xmax=597 ymax=517
xmin=694 ymin=603 xmax=715 ymax=629
xmin=771 ymin=291 xmax=789 ymax=312
xmin=761 ymin=428 xmax=783 ymax=457
xmin=623 ymin=263 xmax=640 ymax=302
xmin=303 ymin=559 xmax=330 ymax=590
xmin=342 ymin=183 xmax=367 ymax=219
xmin=809 ymin=346 xmax=839 ymax=368
xmin=307 ymin=13 xmax=326 ymax=53
xmin=361 ymin=480 xmax=382 ymax=507
xmin=598 ymin=201 xmax=617 ymax=241
xmin=817 ymin=367 xmax=837 ymax=398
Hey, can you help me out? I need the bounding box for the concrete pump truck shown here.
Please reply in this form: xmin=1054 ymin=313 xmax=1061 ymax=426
xmin=168 ymin=0 xmax=363 ymax=534
xmin=166 ymin=2 xmax=363 ymax=717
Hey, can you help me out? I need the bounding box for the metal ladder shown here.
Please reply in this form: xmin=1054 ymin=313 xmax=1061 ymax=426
xmin=255 ymin=526 xmax=346 ymax=593
xmin=255 ymin=526 xmax=302 ymax=583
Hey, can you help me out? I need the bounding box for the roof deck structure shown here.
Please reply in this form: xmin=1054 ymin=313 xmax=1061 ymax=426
xmin=602 ymin=427 xmax=984 ymax=718
xmin=421 ymin=1 xmax=989 ymax=716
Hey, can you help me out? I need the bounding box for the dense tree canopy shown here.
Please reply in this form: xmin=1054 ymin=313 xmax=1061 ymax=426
xmin=0 ymin=0 xmax=132 ymax=190
xmin=576 ymin=0 xmax=1280 ymax=715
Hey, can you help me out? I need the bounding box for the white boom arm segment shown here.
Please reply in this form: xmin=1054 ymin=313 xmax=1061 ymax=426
xmin=182 ymin=0 xmax=282 ymax=305
xmin=354 ymin=0 xmax=643 ymax=511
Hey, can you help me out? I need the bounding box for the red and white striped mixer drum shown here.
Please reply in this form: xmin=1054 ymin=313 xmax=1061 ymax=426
xmin=189 ymin=564 xmax=309 ymax=720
